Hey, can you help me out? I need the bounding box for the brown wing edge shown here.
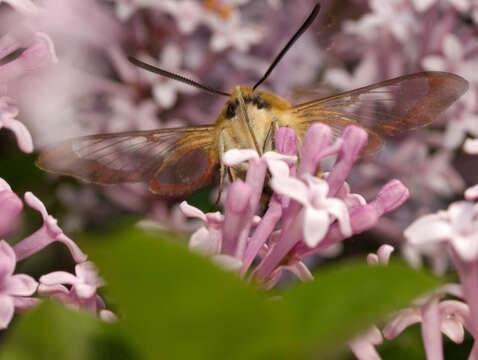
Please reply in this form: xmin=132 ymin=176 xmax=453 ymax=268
xmin=35 ymin=126 xmax=216 ymax=185
xmin=289 ymin=71 xmax=469 ymax=155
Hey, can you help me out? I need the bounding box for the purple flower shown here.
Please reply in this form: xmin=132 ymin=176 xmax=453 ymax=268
xmin=207 ymin=10 xmax=264 ymax=53
xmin=0 ymin=31 xmax=56 ymax=153
xmin=0 ymin=240 xmax=38 ymax=329
xmin=0 ymin=178 xmax=23 ymax=238
xmin=39 ymin=261 xmax=106 ymax=313
xmin=384 ymin=290 xmax=470 ymax=360
xmin=181 ymin=124 xmax=410 ymax=289
xmin=136 ymin=44 xmax=199 ymax=109
xmin=367 ymin=244 xmax=395 ymax=266
xmin=0 ymin=97 xmax=33 ymax=153
xmin=405 ymin=201 xmax=478 ymax=262
xmin=1 ymin=0 xmax=39 ymax=14
xmin=271 ymin=174 xmax=352 ymax=247
xmin=348 ymin=326 xmax=383 ymax=360
xmin=13 ymin=192 xmax=87 ymax=263
xmin=405 ymin=194 xmax=478 ymax=352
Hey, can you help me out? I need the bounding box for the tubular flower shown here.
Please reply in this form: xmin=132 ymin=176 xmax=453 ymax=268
xmin=181 ymin=124 xmax=410 ymax=287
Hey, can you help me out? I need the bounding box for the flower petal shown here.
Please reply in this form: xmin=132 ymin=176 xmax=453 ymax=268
xmin=270 ymin=176 xmax=309 ymax=204
xmin=222 ymin=149 xmax=259 ymax=166
xmin=377 ymin=244 xmax=395 ymax=265
xmin=0 ymin=295 xmax=14 ymax=329
xmin=189 ymin=227 xmax=218 ymax=256
xmin=404 ymin=214 xmax=453 ymax=245
xmin=323 ymin=198 xmax=352 ymax=237
xmin=1 ymin=117 xmax=33 ymax=153
xmin=465 ymin=184 xmax=478 ymax=201
xmin=441 ymin=318 xmax=465 ymax=343
xmin=0 ymin=240 xmax=16 ymax=279
xmin=40 ymin=271 xmax=79 ymax=286
xmin=5 ymin=274 xmax=38 ymax=296
xmin=303 ymin=208 xmax=329 ymax=247
xmin=211 ymin=255 xmax=242 ymax=274
xmin=75 ymin=283 xmax=97 ymax=299
xmin=179 ymin=201 xmax=207 ymax=222
xmin=383 ymin=308 xmax=421 ymax=339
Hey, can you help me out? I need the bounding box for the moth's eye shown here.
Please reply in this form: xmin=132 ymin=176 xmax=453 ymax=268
xmin=225 ymin=101 xmax=237 ymax=118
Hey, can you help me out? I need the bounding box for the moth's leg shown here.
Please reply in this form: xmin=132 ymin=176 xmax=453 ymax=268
xmin=263 ymin=120 xmax=280 ymax=153
xmin=236 ymin=86 xmax=262 ymax=156
xmin=227 ymin=167 xmax=237 ymax=183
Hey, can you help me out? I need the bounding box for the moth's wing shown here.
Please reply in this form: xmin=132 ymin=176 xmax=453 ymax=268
xmin=36 ymin=126 xmax=219 ymax=196
xmin=288 ymin=72 xmax=468 ymax=155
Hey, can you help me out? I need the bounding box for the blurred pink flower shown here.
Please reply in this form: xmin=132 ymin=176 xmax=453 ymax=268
xmin=344 ymin=0 xmax=417 ymax=43
xmin=182 ymin=124 xmax=410 ymax=287
xmin=0 ymin=31 xmax=57 ymax=153
xmin=0 ymin=178 xmax=23 ymax=238
xmin=384 ymin=297 xmax=470 ymax=359
xmin=367 ymin=244 xmax=395 ymax=266
xmin=39 ymin=261 xmax=105 ymax=313
xmin=405 ymin=196 xmax=478 ymax=348
xmin=0 ymin=240 xmax=38 ymax=329
xmin=464 ymin=138 xmax=478 ymax=154
xmin=207 ymin=10 xmax=263 ymax=53
xmin=137 ymin=44 xmax=199 ymax=109
xmin=1 ymin=0 xmax=39 ymax=14
xmin=349 ymin=326 xmax=383 ymax=360
xmin=405 ymin=201 xmax=478 ymax=262
xmin=0 ymin=97 xmax=32 ymax=153
xmin=272 ymin=174 xmax=352 ymax=247
xmin=13 ymin=192 xmax=87 ymax=263
xmin=324 ymin=54 xmax=378 ymax=91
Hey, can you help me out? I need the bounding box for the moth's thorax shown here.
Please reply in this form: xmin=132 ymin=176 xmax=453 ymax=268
xmin=216 ymin=86 xmax=292 ymax=154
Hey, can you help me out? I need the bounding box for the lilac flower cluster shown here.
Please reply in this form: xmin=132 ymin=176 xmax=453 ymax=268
xmin=180 ymin=124 xmax=409 ymax=289
xmin=0 ymin=177 xmax=114 ymax=329
xmin=326 ymin=0 xmax=478 ymax=244
xmin=1 ymin=0 xmax=478 ymax=359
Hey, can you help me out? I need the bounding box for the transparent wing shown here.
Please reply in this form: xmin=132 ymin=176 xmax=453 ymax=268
xmin=289 ymin=72 xmax=468 ymax=155
xmin=36 ymin=126 xmax=218 ymax=194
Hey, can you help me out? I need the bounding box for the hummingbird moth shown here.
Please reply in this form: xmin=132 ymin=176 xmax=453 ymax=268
xmin=36 ymin=3 xmax=468 ymax=201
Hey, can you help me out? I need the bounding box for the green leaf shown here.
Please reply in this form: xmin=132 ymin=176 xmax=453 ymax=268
xmin=0 ymin=301 xmax=102 ymax=360
xmin=2 ymin=226 xmax=439 ymax=360
xmin=281 ymin=261 xmax=440 ymax=358
xmin=85 ymin=227 xmax=295 ymax=360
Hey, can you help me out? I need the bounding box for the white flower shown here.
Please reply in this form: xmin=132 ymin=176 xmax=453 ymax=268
xmin=405 ymin=202 xmax=478 ymax=262
xmin=271 ymin=174 xmax=351 ymax=247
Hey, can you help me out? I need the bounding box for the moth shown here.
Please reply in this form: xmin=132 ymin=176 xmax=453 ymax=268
xmin=37 ymin=3 xmax=468 ymax=203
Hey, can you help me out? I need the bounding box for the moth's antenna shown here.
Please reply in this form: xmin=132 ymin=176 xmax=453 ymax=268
xmin=252 ymin=3 xmax=321 ymax=90
xmin=127 ymin=56 xmax=231 ymax=97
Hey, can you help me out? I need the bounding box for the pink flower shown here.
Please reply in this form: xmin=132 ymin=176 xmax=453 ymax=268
xmin=367 ymin=244 xmax=394 ymax=266
xmin=271 ymin=174 xmax=351 ymax=247
xmin=405 ymin=201 xmax=478 ymax=262
xmin=464 ymin=138 xmax=478 ymax=154
xmin=0 ymin=31 xmax=56 ymax=153
xmin=13 ymin=192 xmax=87 ymax=263
xmin=405 ymin=198 xmax=478 ymax=349
xmin=0 ymin=178 xmax=23 ymax=237
xmin=324 ymin=54 xmax=378 ymax=91
xmin=384 ymin=296 xmax=470 ymax=360
xmin=207 ymin=10 xmax=264 ymax=52
xmin=0 ymin=32 xmax=57 ymax=84
xmin=0 ymin=97 xmax=33 ymax=153
xmin=180 ymin=201 xmax=223 ymax=256
xmin=136 ymin=44 xmax=199 ymax=109
xmin=39 ymin=261 xmax=105 ymax=313
xmin=348 ymin=326 xmax=383 ymax=360
xmin=1 ymin=0 xmax=39 ymax=14
xmin=343 ymin=0 xmax=417 ymax=43
xmin=0 ymin=240 xmax=38 ymax=329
